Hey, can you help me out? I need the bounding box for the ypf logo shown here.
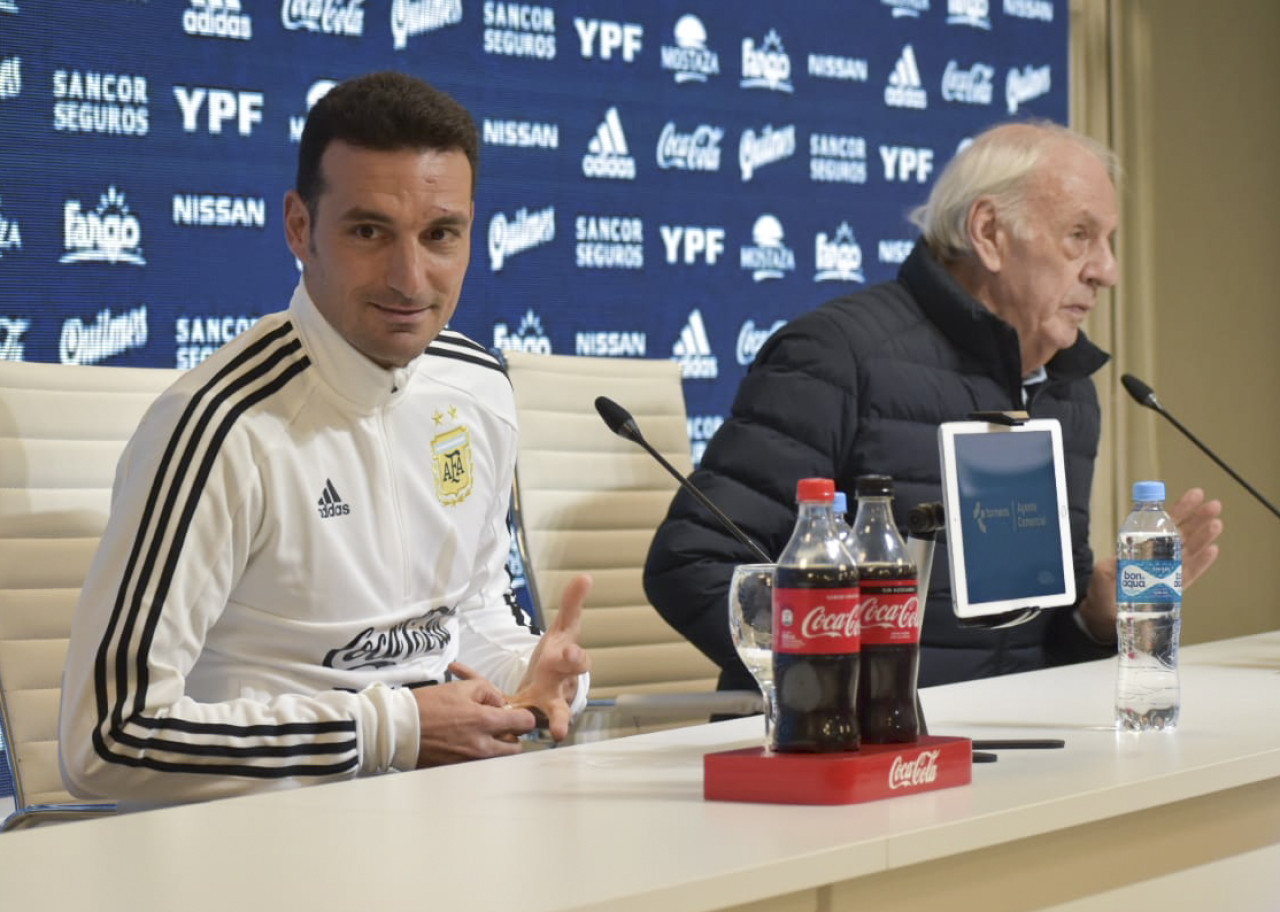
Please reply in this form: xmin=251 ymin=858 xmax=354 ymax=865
xmin=659 ymin=225 xmax=724 ymax=266
xmin=574 ymin=17 xmax=642 ymax=62
xmin=879 ymin=144 xmax=935 ymax=183
xmin=173 ymin=84 xmax=264 ymax=135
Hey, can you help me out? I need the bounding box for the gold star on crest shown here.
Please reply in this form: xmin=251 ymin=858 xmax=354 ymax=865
xmin=433 ymin=410 xmax=444 ymax=425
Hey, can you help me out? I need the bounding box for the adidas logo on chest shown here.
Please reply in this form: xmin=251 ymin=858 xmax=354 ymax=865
xmin=317 ymin=478 xmax=351 ymax=519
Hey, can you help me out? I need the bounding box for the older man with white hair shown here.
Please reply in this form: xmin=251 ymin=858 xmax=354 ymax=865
xmin=645 ymin=121 xmax=1224 ymax=692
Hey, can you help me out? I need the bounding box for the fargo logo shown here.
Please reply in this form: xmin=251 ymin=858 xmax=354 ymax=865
xmin=184 ymin=0 xmax=253 ymax=40
xmin=574 ymin=17 xmax=642 ymax=62
xmin=61 ymin=186 xmax=145 ymax=266
xmin=740 ymin=29 xmax=792 ymax=93
xmin=661 ymin=14 xmax=719 ymax=84
xmin=659 ymin=225 xmax=724 ymax=266
xmin=493 ymin=309 xmax=552 ymax=354
xmin=814 ymin=223 xmax=864 ymax=283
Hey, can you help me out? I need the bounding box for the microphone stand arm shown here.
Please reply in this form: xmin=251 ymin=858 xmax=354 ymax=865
xmin=1152 ymin=404 xmax=1280 ymax=521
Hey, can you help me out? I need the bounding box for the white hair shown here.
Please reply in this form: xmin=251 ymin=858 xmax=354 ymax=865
xmin=909 ymin=121 xmax=1118 ymax=260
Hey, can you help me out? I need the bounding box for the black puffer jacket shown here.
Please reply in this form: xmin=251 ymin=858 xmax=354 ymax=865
xmin=644 ymin=240 xmax=1113 ymax=691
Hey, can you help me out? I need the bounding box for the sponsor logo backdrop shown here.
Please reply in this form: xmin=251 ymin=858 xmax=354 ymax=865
xmin=0 ymin=0 xmax=1064 ymax=621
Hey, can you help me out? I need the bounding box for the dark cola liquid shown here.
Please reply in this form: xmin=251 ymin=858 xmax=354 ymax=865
xmin=773 ymin=564 xmax=860 ymax=753
xmin=857 ymin=564 xmax=920 ymax=744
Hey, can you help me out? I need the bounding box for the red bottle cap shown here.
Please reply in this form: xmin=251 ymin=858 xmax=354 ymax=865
xmin=795 ymin=477 xmax=835 ymax=503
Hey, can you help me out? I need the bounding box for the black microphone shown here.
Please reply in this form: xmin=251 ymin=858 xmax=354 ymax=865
xmin=594 ymin=396 xmax=774 ymax=564
xmin=1121 ymin=373 xmax=1280 ymax=521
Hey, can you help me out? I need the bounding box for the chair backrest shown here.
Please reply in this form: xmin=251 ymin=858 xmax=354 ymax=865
xmin=503 ymin=351 xmax=720 ymax=715
xmin=0 ymin=359 xmax=181 ymax=829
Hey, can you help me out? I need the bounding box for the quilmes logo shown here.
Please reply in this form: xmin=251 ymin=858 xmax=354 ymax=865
xmin=942 ymin=60 xmax=995 ymax=105
xmin=882 ymin=0 xmax=929 ymax=17
xmin=61 ymin=186 xmax=145 ymax=266
xmin=810 ymin=133 xmax=867 ymax=185
xmin=582 ymin=107 xmax=636 ymax=180
xmin=947 ymin=0 xmax=991 ymax=29
xmin=0 ymin=317 xmax=29 ymax=361
xmin=488 ymin=204 xmax=555 ymax=271
xmin=736 ymin=318 xmax=784 ymax=366
xmin=671 ymin=309 xmax=717 ymax=379
xmin=317 ymin=478 xmax=351 ymax=518
xmin=656 ymin=122 xmax=723 ymax=172
xmin=493 ymin=308 xmax=552 ymax=354
xmin=0 ymin=56 xmax=20 ymax=99
xmin=60 ymin=305 xmax=148 ymax=365
xmin=814 ymin=223 xmax=865 ymax=283
xmin=740 ymin=214 xmax=795 ymax=282
xmin=289 ymin=79 xmax=336 ymax=143
xmin=52 ymin=69 xmax=149 ymax=136
xmin=184 ymin=0 xmax=253 ymax=40
xmin=885 ymin=45 xmax=928 ymax=109
xmin=483 ymin=118 xmax=558 ymax=150
xmin=1005 ymin=0 xmax=1053 ymax=21
xmin=739 ymin=124 xmax=796 ymax=182
xmin=483 ymin=2 xmax=554 ymax=60
xmin=282 ymin=0 xmax=366 ymax=37
xmin=391 ymin=0 xmax=462 ymax=51
xmin=575 ymin=214 xmax=643 ymax=270
xmin=172 ymin=193 xmax=266 ymax=228
xmin=1007 ymin=64 xmax=1051 ymax=114
xmin=0 ymin=194 xmax=22 ymax=256
xmin=661 ymin=14 xmax=719 ymax=84
xmin=740 ymin=29 xmax=792 ymax=93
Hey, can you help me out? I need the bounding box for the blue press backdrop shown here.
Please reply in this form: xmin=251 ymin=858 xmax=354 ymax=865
xmin=0 ymin=0 xmax=1065 ymax=800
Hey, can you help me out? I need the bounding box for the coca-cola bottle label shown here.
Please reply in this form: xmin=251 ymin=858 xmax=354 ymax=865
xmin=774 ymin=587 xmax=861 ymax=655
xmin=859 ymin=579 xmax=920 ymax=646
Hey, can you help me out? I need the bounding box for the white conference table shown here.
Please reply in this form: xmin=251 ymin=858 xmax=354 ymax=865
xmin=4 ymin=632 xmax=1280 ymax=911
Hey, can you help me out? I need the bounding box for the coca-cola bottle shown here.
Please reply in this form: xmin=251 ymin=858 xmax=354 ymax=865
xmin=772 ymin=477 xmax=861 ymax=752
xmin=849 ymin=475 xmax=921 ymax=743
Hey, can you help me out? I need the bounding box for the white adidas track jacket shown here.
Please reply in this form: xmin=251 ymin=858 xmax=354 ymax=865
xmin=59 ymin=283 xmax=580 ymax=804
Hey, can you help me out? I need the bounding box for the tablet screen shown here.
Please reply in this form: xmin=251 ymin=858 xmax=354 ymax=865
xmin=938 ymin=420 xmax=1076 ymax=619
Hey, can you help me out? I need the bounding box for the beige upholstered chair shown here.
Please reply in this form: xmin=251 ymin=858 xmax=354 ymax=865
xmin=502 ymin=351 xmax=760 ymax=742
xmin=0 ymin=359 xmax=181 ymax=830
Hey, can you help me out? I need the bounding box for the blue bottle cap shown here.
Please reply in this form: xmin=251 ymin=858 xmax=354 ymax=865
xmin=1132 ymin=480 xmax=1165 ymax=502
xmin=833 ymin=491 xmax=848 ymax=515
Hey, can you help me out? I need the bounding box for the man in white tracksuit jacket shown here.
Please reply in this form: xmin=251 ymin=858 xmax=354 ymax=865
xmin=59 ymin=71 xmax=591 ymax=806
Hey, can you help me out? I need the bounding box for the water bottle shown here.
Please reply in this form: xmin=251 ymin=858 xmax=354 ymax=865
xmin=1115 ymin=480 xmax=1182 ymax=732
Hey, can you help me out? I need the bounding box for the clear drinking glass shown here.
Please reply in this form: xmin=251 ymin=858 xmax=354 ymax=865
xmin=728 ymin=563 xmax=776 ymax=745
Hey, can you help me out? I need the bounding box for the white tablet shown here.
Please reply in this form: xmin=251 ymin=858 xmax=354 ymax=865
xmin=937 ymin=419 xmax=1076 ymax=621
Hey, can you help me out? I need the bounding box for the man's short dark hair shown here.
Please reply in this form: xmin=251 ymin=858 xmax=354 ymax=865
xmin=295 ymin=71 xmax=479 ymax=213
